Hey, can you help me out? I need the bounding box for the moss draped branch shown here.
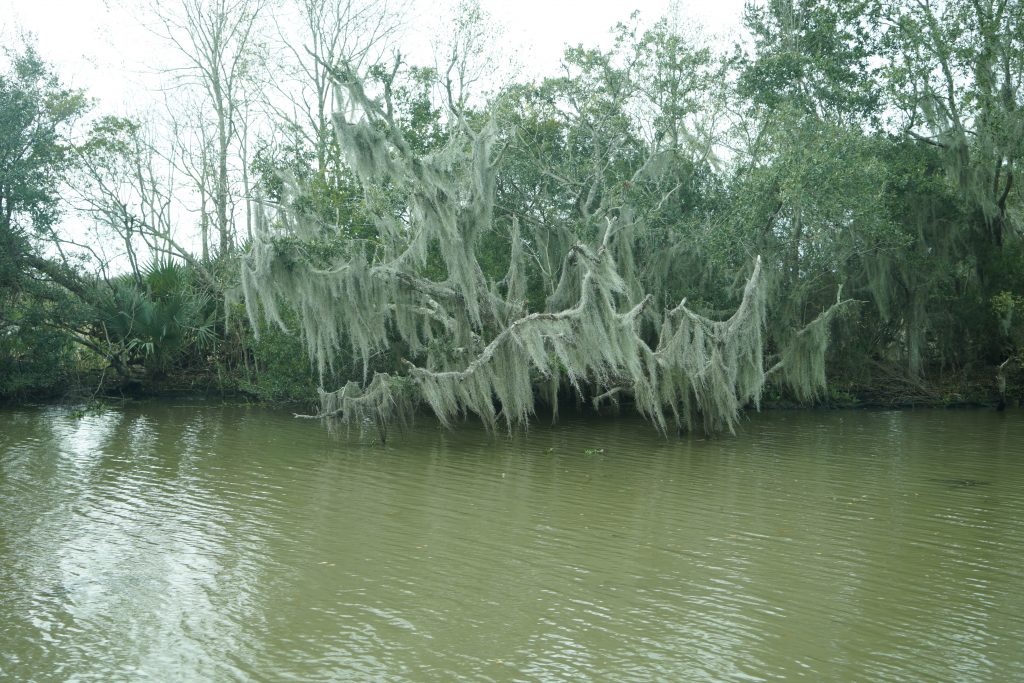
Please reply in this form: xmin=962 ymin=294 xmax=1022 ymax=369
xmin=240 ymin=64 xmax=839 ymax=435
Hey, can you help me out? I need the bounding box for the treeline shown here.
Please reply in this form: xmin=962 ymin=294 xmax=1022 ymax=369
xmin=3 ymin=0 xmax=1024 ymax=426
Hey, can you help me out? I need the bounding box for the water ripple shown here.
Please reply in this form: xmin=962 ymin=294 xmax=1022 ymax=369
xmin=1 ymin=406 xmax=1023 ymax=681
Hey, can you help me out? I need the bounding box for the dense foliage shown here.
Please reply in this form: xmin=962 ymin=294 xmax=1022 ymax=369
xmin=3 ymin=0 xmax=1024 ymax=433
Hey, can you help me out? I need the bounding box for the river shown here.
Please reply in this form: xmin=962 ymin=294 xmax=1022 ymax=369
xmin=1 ymin=404 xmax=1022 ymax=681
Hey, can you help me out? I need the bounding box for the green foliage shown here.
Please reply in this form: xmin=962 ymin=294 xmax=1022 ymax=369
xmin=90 ymin=261 xmax=219 ymax=378
xmin=242 ymin=326 xmax=317 ymax=403
xmin=243 ymin=29 xmax=782 ymax=436
xmin=0 ymin=45 xmax=88 ymax=237
xmin=881 ymin=0 xmax=1023 ymax=245
xmin=0 ymin=45 xmax=94 ymax=398
xmin=0 ymin=311 xmax=76 ymax=400
xmin=740 ymin=0 xmax=881 ymax=123
xmin=6 ymin=3 xmax=1024 ymax=416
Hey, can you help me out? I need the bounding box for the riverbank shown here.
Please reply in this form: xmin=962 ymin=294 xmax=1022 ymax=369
xmin=5 ymin=363 xmax=1015 ymax=421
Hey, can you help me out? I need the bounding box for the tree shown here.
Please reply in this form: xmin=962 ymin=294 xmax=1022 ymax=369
xmin=152 ymin=0 xmax=269 ymax=256
xmin=271 ymin=0 xmax=402 ymax=178
xmin=733 ymin=0 xmax=932 ymax=383
xmin=739 ymin=0 xmax=881 ymax=125
xmin=240 ymin=23 xmax=853 ymax=435
xmin=882 ymin=0 xmax=1023 ymax=247
xmin=0 ymin=46 xmax=88 ymax=252
xmin=839 ymin=0 xmax=1024 ymax=378
xmin=74 ymin=115 xmax=219 ymax=287
xmin=0 ymin=46 xmax=95 ymax=396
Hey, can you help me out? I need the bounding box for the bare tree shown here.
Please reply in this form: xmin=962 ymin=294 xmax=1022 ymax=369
xmin=168 ymin=100 xmax=217 ymax=262
xmin=74 ymin=114 xmax=218 ymax=288
xmin=272 ymin=0 xmax=403 ymax=175
xmin=152 ymin=0 xmax=269 ymax=256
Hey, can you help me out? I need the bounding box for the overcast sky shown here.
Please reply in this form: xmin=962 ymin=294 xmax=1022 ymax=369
xmin=0 ymin=0 xmax=749 ymax=112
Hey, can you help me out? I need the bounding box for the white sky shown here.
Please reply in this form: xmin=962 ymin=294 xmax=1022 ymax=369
xmin=0 ymin=0 xmax=750 ymax=112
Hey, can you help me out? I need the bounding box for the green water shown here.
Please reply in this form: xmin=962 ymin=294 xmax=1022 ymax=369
xmin=1 ymin=404 xmax=1022 ymax=681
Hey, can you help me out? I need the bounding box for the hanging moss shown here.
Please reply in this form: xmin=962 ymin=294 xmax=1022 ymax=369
xmin=241 ymin=64 xmax=843 ymax=435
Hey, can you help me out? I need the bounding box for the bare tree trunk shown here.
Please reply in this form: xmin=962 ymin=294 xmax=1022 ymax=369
xmin=152 ymin=0 xmax=268 ymax=258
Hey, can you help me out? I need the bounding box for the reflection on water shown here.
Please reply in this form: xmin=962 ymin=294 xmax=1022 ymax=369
xmin=2 ymin=405 xmax=1023 ymax=681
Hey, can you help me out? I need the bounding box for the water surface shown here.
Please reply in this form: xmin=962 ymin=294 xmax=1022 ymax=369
xmin=2 ymin=404 xmax=1022 ymax=681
